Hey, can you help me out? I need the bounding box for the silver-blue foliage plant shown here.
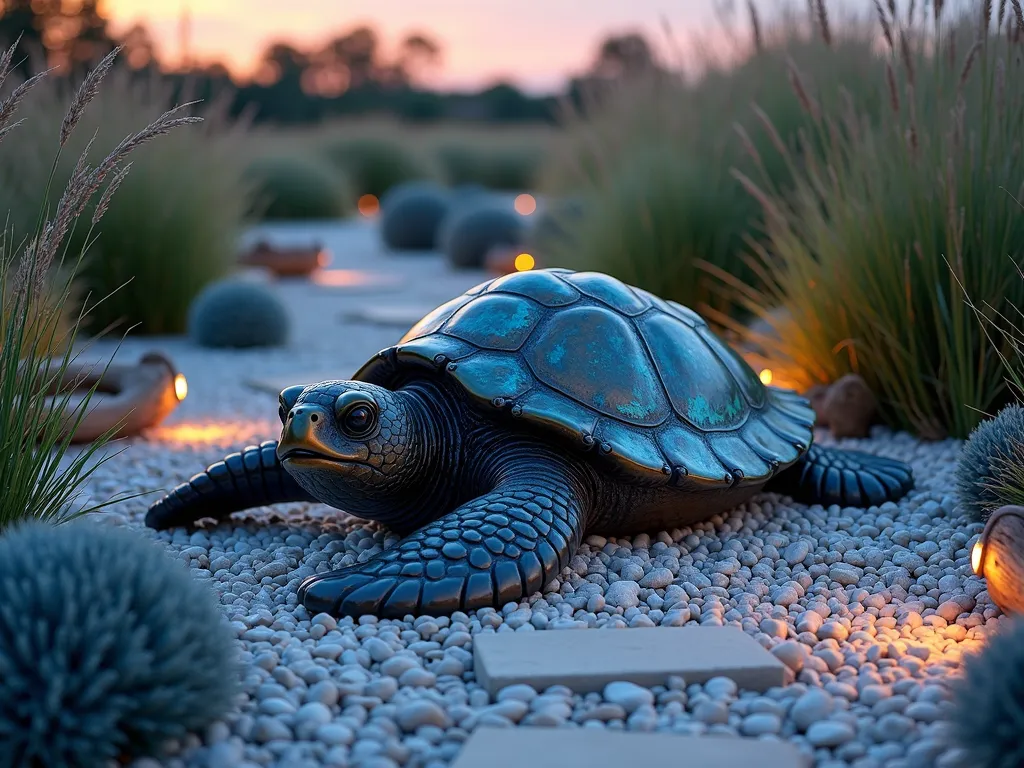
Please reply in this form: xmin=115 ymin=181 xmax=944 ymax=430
xmin=0 ymin=521 xmax=240 ymax=767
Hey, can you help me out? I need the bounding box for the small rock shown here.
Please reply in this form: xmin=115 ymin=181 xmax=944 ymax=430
xmin=396 ymin=700 xmax=452 ymax=731
xmin=639 ymin=568 xmax=674 ymax=589
xmin=791 ymin=689 xmax=835 ymax=731
xmin=740 ymin=713 xmax=781 ymax=736
xmin=605 ymin=581 xmax=642 ymax=609
xmin=806 ymin=720 xmax=855 ymax=747
xmin=603 ymin=681 xmax=654 ymax=713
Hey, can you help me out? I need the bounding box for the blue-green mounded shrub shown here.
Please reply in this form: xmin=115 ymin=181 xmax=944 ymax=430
xmin=379 ymin=181 xmax=452 ymax=251
xmin=188 ymin=279 xmax=291 ymax=349
xmin=956 ymin=404 xmax=1024 ymax=521
xmin=442 ymin=204 xmax=526 ymax=270
xmin=244 ymin=155 xmax=352 ymax=220
xmin=950 ymin=616 xmax=1024 ymax=768
xmin=0 ymin=521 xmax=240 ymax=767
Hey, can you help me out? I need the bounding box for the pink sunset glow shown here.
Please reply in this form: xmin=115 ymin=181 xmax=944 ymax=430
xmin=101 ymin=0 xmax=750 ymax=92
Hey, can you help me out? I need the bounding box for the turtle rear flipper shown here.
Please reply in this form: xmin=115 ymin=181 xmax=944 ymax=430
xmin=145 ymin=441 xmax=316 ymax=529
xmin=765 ymin=444 xmax=913 ymax=507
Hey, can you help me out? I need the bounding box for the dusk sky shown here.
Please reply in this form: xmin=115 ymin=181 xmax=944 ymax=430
xmin=99 ymin=0 xmax=780 ymax=92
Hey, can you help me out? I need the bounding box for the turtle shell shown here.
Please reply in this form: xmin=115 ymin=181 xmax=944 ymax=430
xmin=355 ymin=269 xmax=815 ymax=488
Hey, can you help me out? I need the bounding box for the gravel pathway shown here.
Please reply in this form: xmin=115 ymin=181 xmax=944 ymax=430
xmin=73 ymin=220 xmax=995 ymax=768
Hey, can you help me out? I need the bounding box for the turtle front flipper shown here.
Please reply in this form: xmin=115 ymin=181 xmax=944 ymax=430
xmin=298 ymin=461 xmax=589 ymax=618
xmin=765 ymin=443 xmax=913 ymax=507
xmin=145 ymin=441 xmax=316 ymax=530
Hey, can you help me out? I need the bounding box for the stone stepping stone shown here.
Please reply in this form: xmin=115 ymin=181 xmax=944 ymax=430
xmin=473 ymin=626 xmax=786 ymax=697
xmin=339 ymin=303 xmax=436 ymax=328
xmin=450 ymin=726 xmax=805 ymax=768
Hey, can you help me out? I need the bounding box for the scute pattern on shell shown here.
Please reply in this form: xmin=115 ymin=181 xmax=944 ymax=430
xmin=356 ymin=269 xmax=815 ymax=488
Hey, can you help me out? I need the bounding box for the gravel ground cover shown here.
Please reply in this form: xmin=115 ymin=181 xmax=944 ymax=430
xmin=72 ymin=221 xmax=995 ymax=768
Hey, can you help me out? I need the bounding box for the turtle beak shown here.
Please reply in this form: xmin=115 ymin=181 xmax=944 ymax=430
xmin=277 ymin=404 xmax=366 ymax=463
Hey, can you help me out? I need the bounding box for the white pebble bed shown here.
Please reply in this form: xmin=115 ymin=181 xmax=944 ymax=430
xmin=69 ymin=235 xmax=996 ymax=768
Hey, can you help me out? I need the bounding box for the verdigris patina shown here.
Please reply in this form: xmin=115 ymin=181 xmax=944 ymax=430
xmin=146 ymin=269 xmax=913 ymax=617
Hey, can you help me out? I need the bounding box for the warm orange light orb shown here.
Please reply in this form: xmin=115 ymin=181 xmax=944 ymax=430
xmin=514 ymin=253 xmax=535 ymax=271
xmin=514 ymin=194 xmax=537 ymax=216
xmin=759 ymin=369 xmax=773 ymax=385
xmin=972 ymin=540 xmax=984 ymax=574
xmin=173 ymin=373 xmax=188 ymax=401
xmin=358 ymin=194 xmax=380 ymax=217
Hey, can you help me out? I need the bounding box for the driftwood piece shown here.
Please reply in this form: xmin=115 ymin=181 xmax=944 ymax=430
xmin=43 ymin=352 xmax=185 ymax=444
xmin=974 ymin=505 xmax=1024 ymax=615
xmin=239 ymin=240 xmax=329 ymax=277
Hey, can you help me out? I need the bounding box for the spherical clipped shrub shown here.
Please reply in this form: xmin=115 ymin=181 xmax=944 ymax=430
xmin=0 ymin=521 xmax=240 ymax=767
xmin=950 ymin=616 xmax=1024 ymax=768
xmin=322 ymin=137 xmax=432 ymax=199
xmin=442 ymin=204 xmax=526 ymax=270
xmin=188 ymin=279 xmax=291 ymax=349
xmin=956 ymin=404 xmax=1024 ymax=521
xmin=244 ymin=154 xmax=352 ymax=220
xmin=379 ymin=181 xmax=452 ymax=251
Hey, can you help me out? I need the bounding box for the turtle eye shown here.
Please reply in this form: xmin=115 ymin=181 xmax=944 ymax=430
xmin=334 ymin=391 xmax=378 ymax=438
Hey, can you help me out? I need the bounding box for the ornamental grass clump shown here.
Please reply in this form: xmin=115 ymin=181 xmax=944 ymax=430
xmin=244 ymin=153 xmax=353 ymax=220
xmin=539 ymin=5 xmax=881 ymax=317
xmin=724 ymin=1 xmax=1024 ymax=439
xmin=0 ymin=521 xmax=241 ymax=767
xmin=0 ymin=44 xmax=202 ymax=533
xmin=323 ymin=136 xmax=431 ymax=198
xmin=0 ymin=65 xmax=250 ymax=335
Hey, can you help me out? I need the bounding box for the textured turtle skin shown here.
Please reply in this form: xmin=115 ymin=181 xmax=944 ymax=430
xmin=147 ymin=269 xmax=915 ymax=618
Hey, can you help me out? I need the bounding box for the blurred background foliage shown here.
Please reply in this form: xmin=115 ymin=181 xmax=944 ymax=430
xmin=1 ymin=0 xmax=1022 ymax=440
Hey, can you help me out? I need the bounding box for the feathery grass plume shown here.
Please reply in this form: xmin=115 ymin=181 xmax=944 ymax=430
xmin=814 ymin=0 xmax=832 ymax=46
xmin=91 ymin=161 xmax=131 ymax=226
xmin=724 ymin=5 xmax=1024 ymax=439
xmin=0 ymin=43 xmax=202 ymax=532
xmin=950 ymin=616 xmax=1024 ymax=768
xmin=60 ymin=44 xmax=121 ymax=147
xmin=0 ymin=67 xmax=248 ymax=335
xmin=0 ymin=521 xmax=241 ymax=765
xmin=1011 ymin=0 xmax=1024 ymax=32
xmin=748 ymin=1 xmax=763 ymax=53
xmin=875 ymin=0 xmax=895 ymax=50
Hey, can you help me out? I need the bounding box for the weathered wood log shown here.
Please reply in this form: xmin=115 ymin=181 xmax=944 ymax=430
xmin=974 ymin=505 xmax=1024 ymax=615
xmin=239 ymin=240 xmax=329 ymax=277
xmin=43 ymin=352 xmax=185 ymax=444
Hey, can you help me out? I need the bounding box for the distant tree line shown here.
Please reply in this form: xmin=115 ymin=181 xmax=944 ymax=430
xmin=0 ymin=0 xmax=666 ymax=125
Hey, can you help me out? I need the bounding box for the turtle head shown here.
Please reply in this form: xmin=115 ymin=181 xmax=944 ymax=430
xmin=275 ymin=380 xmax=423 ymax=514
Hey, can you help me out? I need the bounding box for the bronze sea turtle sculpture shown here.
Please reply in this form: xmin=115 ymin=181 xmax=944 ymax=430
xmin=146 ymin=268 xmax=914 ymax=618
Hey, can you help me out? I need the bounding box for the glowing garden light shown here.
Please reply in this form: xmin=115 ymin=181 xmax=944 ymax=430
xmin=357 ymin=194 xmax=380 ymax=217
xmin=174 ymin=373 xmax=188 ymax=401
xmin=514 ymin=194 xmax=537 ymax=216
xmin=972 ymin=505 xmax=1024 ymax=615
xmin=514 ymin=253 xmax=535 ymax=272
xmin=759 ymin=369 xmax=773 ymax=385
